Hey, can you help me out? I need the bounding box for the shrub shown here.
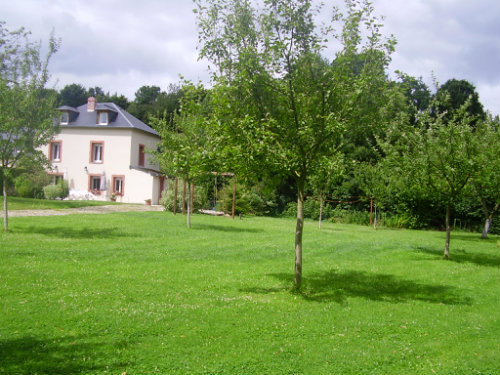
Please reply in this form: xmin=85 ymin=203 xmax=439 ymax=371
xmin=160 ymin=178 xmax=209 ymax=212
xmin=43 ymin=180 xmax=69 ymax=200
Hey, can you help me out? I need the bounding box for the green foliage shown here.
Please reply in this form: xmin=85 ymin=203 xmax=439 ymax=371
xmin=14 ymin=174 xmax=46 ymax=198
xmin=220 ymin=182 xmax=280 ymax=216
xmin=43 ymin=180 xmax=68 ymax=200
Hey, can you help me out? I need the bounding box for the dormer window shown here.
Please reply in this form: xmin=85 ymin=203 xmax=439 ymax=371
xmin=98 ymin=111 xmax=109 ymax=125
xmin=60 ymin=111 xmax=69 ymax=125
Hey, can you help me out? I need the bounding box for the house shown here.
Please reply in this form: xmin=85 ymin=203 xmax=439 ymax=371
xmin=40 ymin=97 xmax=164 ymax=204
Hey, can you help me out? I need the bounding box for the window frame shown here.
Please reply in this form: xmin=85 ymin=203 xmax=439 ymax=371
xmin=112 ymin=175 xmax=125 ymax=196
xmin=97 ymin=111 xmax=109 ymax=125
xmin=88 ymin=174 xmax=102 ymax=195
xmin=60 ymin=111 xmax=69 ymax=125
xmin=49 ymin=141 xmax=62 ymax=162
xmin=90 ymin=141 xmax=104 ymax=164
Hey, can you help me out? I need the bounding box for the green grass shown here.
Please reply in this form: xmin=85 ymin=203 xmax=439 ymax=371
xmin=0 ymin=196 xmax=119 ymax=210
xmin=0 ymin=213 xmax=498 ymax=374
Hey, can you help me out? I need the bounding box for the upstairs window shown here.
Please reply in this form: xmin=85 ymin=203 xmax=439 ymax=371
xmin=98 ymin=111 xmax=108 ymax=125
xmin=138 ymin=144 xmax=145 ymax=167
xmin=50 ymin=141 xmax=61 ymax=162
xmin=60 ymin=112 xmax=69 ymax=125
xmin=90 ymin=142 xmax=104 ymax=163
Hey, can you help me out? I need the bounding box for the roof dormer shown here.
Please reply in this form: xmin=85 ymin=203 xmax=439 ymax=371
xmin=57 ymin=105 xmax=79 ymax=124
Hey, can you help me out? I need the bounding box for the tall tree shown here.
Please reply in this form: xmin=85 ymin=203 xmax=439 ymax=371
xmin=58 ymin=83 xmax=87 ymax=107
xmin=434 ymin=79 xmax=485 ymax=125
xmin=0 ymin=22 xmax=60 ymax=230
xmin=195 ymin=0 xmax=396 ymax=288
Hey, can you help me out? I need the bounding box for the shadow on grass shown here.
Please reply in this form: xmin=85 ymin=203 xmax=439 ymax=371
xmin=13 ymin=226 xmax=138 ymax=240
xmin=414 ymin=246 xmax=500 ymax=268
xmin=242 ymin=270 xmax=470 ymax=305
xmin=192 ymin=223 xmax=264 ymax=233
xmin=0 ymin=335 xmax=130 ymax=374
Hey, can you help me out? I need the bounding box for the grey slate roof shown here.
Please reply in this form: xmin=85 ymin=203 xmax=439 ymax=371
xmin=57 ymin=102 xmax=159 ymax=137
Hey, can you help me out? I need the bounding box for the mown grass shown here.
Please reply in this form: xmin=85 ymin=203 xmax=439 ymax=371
xmin=0 ymin=212 xmax=498 ymax=374
xmin=0 ymin=196 xmax=119 ymax=210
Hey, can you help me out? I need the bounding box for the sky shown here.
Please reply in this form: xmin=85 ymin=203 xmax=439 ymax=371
xmin=1 ymin=0 xmax=499 ymax=115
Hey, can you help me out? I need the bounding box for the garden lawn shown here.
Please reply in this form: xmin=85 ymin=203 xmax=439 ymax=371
xmin=0 ymin=197 xmax=120 ymax=211
xmin=0 ymin=213 xmax=499 ymax=374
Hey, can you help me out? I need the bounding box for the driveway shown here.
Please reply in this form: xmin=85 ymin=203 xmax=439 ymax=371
xmin=5 ymin=204 xmax=164 ymax=217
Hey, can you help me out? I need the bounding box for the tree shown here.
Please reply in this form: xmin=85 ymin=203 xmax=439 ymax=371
xmin=434 ymin=79 xmax=485 ymax=125
xmin=471 ymin=117 xmax=500 ymax=238
xmin=0 ymin=22 xmax=60 ymax=230
xmin=397 ymin=73 xmax=431 ymax=125
xmin=386 ymin=97 xmax=479 ymax=258
xmin=152 ymin=83 xmax=215 ymax=228
xmin=195 ymin=0 xmax=396 ymax=288
xmin=353 ymin=161 xmax=388 ymax=228
xmin=308 ymin=154 xmax=345 ymax=229
xmin=58 ymin=83 xmax=87 ymax=107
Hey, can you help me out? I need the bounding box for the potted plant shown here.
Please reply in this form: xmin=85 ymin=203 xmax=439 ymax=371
xmin=145 ymin=198 xmax=152 ymax=205
xmin=110 ymin=193 xmax=117 ymax=202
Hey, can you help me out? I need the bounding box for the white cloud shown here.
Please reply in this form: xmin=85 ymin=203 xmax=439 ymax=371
xmin=1 ymin=0 xmax=498 ymax=114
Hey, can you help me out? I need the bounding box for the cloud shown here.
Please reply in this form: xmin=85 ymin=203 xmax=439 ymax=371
xmin=1 ymin=0 xmax=498 ymax=114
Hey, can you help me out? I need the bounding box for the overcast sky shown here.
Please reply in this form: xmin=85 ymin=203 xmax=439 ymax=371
xmin=1 ymin=0 xmax=498 ymax=115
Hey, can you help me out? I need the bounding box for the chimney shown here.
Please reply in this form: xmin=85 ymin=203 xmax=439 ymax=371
xmin=87 ymin=97 xmax=97 ymax=112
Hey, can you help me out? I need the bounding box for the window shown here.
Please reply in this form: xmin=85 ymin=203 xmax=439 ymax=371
xmin=89 ymin=175 xmax=102 ymax=195
xmin=90 ymin=142 xmax=104 ymax=163
xmin=98 ymin=111 xmax=108 ymax=125
xmin=138 ymin=144 xmax=145 ymax=167
xmin=60 ymin=112 xmax=69 ymax=124
xmin=50 ymin=141 xmax=61 ymax=162
xmin=112 ymin=176 xmax=124 ymax=196
xmin=49 ymin=173 xmax=64 ymax=185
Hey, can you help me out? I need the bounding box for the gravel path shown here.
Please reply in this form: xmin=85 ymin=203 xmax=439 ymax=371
xmin=4 ymin=204 xmax=164 ymax=217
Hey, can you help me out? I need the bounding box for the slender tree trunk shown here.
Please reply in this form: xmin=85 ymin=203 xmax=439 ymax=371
xmin=373 ymin=203 xmax=377 ymax=230
xmin=370 ymin=198 xmax=373 ymax=226
xmin=190 ymin=183 xmax=195 ymax=215
xmin=232 ymin=175 xmax=236 ymax=219
xmin=318 ymin=193 xmax=324 ymax=229
xmin=481 ymin=217 xmax=492 ymax=239
xmin=186 ymin=181 xmax=191 ymax=229
xmin=182 ymin=179 xmax=187 ymax=215
xmin=2 ymin=178 xmax=8 ymax=231
xmin=294 ymin=178 xmax=305 ymax=289
xmin=173 ymin=177 xmax=178 ymax=215
xmin=444 ymin=203 xmax=451 ymax=259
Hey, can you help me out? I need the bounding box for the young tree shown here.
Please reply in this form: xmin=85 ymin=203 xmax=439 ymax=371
xmin=152 ymin=83 xmax=215 ymax=228
xmin=471 ymin=117 xmax=500 ymax=238
xmin=386 ymin=96 xmax=479 ymax=258
xmin=308 ymin=154 xmax=345 ymax=229
xmin=0 ymin=22 xmax=60 ymax=231
xmin=195 ymin=0 xmax=396 ymax=288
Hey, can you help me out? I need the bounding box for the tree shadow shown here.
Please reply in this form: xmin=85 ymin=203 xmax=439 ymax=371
xmin=13 ymin=226 xmax=138 ymax=240
xmin=0 ymin=335 xmax=130 ymax=374
xmin=192 ymin=223 xmax=264 ymax=233
xmin=414 ymin=246 xmax=500 ymax=268
xmin=242 ymin=270 xmax=471 ymax=305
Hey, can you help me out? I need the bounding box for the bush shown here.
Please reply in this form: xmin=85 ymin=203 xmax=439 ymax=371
xmin=43 ymin=180 xmax=69 ymax=200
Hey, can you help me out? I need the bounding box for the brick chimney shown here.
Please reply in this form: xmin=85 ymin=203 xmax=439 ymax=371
xmin=87 ymin=97 xmax=97 ymax=112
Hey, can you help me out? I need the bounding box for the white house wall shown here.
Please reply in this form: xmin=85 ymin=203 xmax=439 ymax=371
xmin=40 ymin=127 xmax=161 ymax=204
